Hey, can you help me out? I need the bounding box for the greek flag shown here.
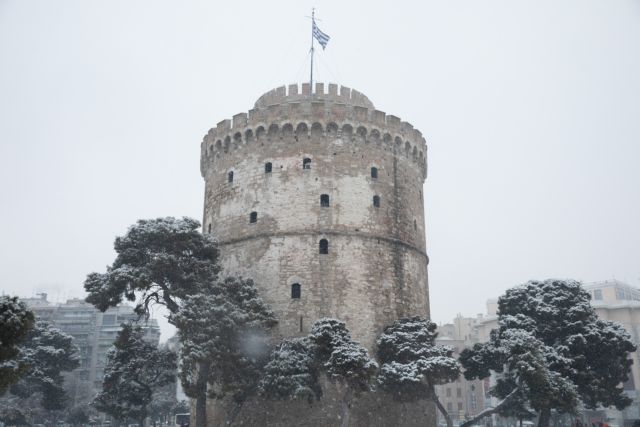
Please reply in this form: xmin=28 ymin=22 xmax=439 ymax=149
xmin=313 ymin=20 xmax=330 ymax=49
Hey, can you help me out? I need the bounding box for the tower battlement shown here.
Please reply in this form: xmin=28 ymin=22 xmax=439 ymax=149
xmin=201 ymin=83 xmax=428 ymax=179
xmin=254 ymin=82 xmax=374 ymax=109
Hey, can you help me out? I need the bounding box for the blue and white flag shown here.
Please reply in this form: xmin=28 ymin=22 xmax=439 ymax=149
xmin=313 ymin=20 xmax=330 ymax=49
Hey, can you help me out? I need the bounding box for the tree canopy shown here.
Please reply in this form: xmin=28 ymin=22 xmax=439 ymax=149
xmin=260 ymin=318 xmax=377 ymax=427
xmin=10 ymin=321 xmax=80 ymax=411
xmin=84 ymin=217 xmax=219 ymax=315
xmin=460 ymin=279 xmax=636 ymax=427
xmin=171 ymin=276 xmax=277 ymax=427
xmin=94 ymin=324 xmax=177 ymax=424
xmin=0 ymin=296 xmax=35 ymax=395
xmin=376 ymin=317 xmax=460 ymax=426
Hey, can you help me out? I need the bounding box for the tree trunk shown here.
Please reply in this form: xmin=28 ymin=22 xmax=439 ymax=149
xmin=340 ymin=388 xmax=354 ymax=427
xmin=195 ymin=362 xmax=210 ymax=427
xmin=432 ymin=394 xmax=454 ymax=427
xmin=459 ymin=387 xmax=520 ymax=427
xmin=223 ymin=401 xmax=245 ymax=427
xmin=537 ymin=407 xmax=551 ymax=427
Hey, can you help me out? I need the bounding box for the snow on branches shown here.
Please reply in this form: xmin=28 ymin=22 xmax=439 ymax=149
xmin=459 ymin=279 xmax=637 ymax=427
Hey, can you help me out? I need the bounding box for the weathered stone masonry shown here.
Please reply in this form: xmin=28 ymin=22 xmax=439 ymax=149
xmin=200 ymin=82 xmax=430 ymax=351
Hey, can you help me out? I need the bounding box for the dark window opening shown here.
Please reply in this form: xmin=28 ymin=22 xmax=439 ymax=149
xmin=227 ymin=171 xmax=234 ymax=183
xmin=249 ymin=211 xmax=257 ymax=223
xmin=303 ymin=158 xmax=311 ymax=169
xmin=373 ymin=195 xmax=380 ymax=208
xmin=319 ymin=238 xmax=328 ymax=254
xmin=208 ymin=223 xmax=212 ymax=234
xmin=320 ymin=194 xmax=330 ymax=207
xmin=265 ymin=162 xmax=272 ymax=173
xmin=299 ymin=316 xmax=303 ymax=332
xmin=291 ymin=283 xmax=301 ymax=299
xmin=371 ymin=167 xmax=378 ymax=179
xmin=414 ymin=219 xmax=417 ymax=230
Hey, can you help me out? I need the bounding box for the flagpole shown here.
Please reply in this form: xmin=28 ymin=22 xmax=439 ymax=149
xmin=310 ymin=7 xmax=315 ymax=94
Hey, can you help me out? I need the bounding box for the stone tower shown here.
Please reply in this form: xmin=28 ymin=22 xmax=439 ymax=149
xmin=200 ymin=82 xmax=432 ymax=426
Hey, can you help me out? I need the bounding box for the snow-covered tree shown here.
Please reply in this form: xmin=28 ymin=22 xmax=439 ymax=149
xmin=260 ymin=319 xmax=377 ymax=427
xmin=459 ymin=279 xmax=637 ymax=427
xmin=0 ymin=295 xmax=34 ymax=395
xmin=65 ymin=405 xmax=90 ymax=426
xmin=0 ymin=406 xmax=30 ymax=426
xmin=259 ymin=337 xmax=322 ymax=403
xmin=84 ymin=217 xmax=219 ymax=316
xmin=171 ymin=277 xmax=277 ymax=427
xmin=94 ymin=324 xmax=177 ymax=426
xmin=310 ymin=319 xmax=378 ymax=427
xmin=9 ymin=321 xmax=80 ymax=411
xmin=376 ymin=317 xmax=460 ymax=427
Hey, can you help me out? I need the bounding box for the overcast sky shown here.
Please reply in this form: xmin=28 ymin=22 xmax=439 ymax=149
xmin=1 ymin=0 xmax=639 ymax=341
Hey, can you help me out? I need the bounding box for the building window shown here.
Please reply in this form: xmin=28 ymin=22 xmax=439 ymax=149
xmin=265 ymin=162 xmax=272 ymax=173
xmin=446 ymin=388 xmax=451 ymax=397
xmin=227 ymin=171 xmax=234 ymax=183
xmin=371 ymin=167 xmax=378 ymax=179
xmin=593 ymin=289 xmax=603 ymax=300
xmin=320 ymin=194 xmax=330 ymax=207
xmin=208 ymin=223 xmax=212 ymax=234
xmin=457 ymin=402 xmax=463 ymax=411
xmin=291 ymin=283 xmax=301 ymax=299
xmin=456 ymin=388 xmax=462 ymax=397
xmin=447 ymin=402 xmax=453 ymax=412
xmin=303 ymin=157 xmax=311 ymax=169
xmin=319 ymin=239 xmax=328 ymax=254
xmin=414 ymin=219 xmax=417 ymax=230
xmin=373 ymin=195 xmax=380 ymax=208
xmin=249 ymin=212 xmax=257 ymax=223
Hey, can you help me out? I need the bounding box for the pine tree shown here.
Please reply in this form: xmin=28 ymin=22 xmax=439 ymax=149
xmin=376 ymin=317 xmax=460 ymax=427
xmin=0 ymin=295 xmax=35 ymax=395
xmin=260 ymin=318 xmax=377 ymax=427
xmin=84 ymin=217 xmax=219 ymax=316
xmin=171 ymin=277 xmax=277 ymax=427
xmin=93 ymin=324 xmax=177 ymax=426
xmin=9 ymin=321 xmax=80 ymax=411
xmin=459 ymin=279 xmax=637 ymax=427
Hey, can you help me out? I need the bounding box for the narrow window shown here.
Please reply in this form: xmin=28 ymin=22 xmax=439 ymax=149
xmin=227 ymin=171 xmax=234 ymax=183
xmin=291 ymin=283 xmax=301 ymax=299
xmin=249 ymin=211 xmax=257 ymax=223
xmin=320 ymin=194 xmax=330 ymax=207
xmin=319 ymin=238 xmax=328 ymax=254
xmin=303 ymin=158 xmax=311 ymax=169
xmin=299 ymin=316 xmax=303 ymax=332
xmin=371 ymin=167 xmax=378 ymax=179
xmin=265 ymin=162 xmax=272 ymax=173
xmin=207 ymin=223 xmax=211 ymax=234
xmin=414 ymin=219 xmax=417 ymax=230
xmin=373 ymin=195 xmax=380 ymax=208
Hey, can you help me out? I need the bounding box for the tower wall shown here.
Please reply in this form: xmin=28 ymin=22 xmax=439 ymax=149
xmin=201 ymin=83 xmax=429 ymax=349
xmin=199 ymin=83 xmax=432 ymax=426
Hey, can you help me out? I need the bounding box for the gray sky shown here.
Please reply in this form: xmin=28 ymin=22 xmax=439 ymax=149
xmin=1 ymin=0 xmax=639 ymax=341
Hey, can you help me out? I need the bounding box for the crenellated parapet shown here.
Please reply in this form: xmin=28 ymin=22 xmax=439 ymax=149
xmin=200 ymin=83 xmax=428 ymax=180
xmin=255 ymin=82 xmax=374 ymax=109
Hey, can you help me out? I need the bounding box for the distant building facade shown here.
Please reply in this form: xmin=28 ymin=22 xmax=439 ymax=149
xmin=436 ymin=314 xmax=485 ymax=425
xmin=436 ymin=314 xmax=487 ymax=425
xmin=22 ymin=293 xmax=160 ymax=405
